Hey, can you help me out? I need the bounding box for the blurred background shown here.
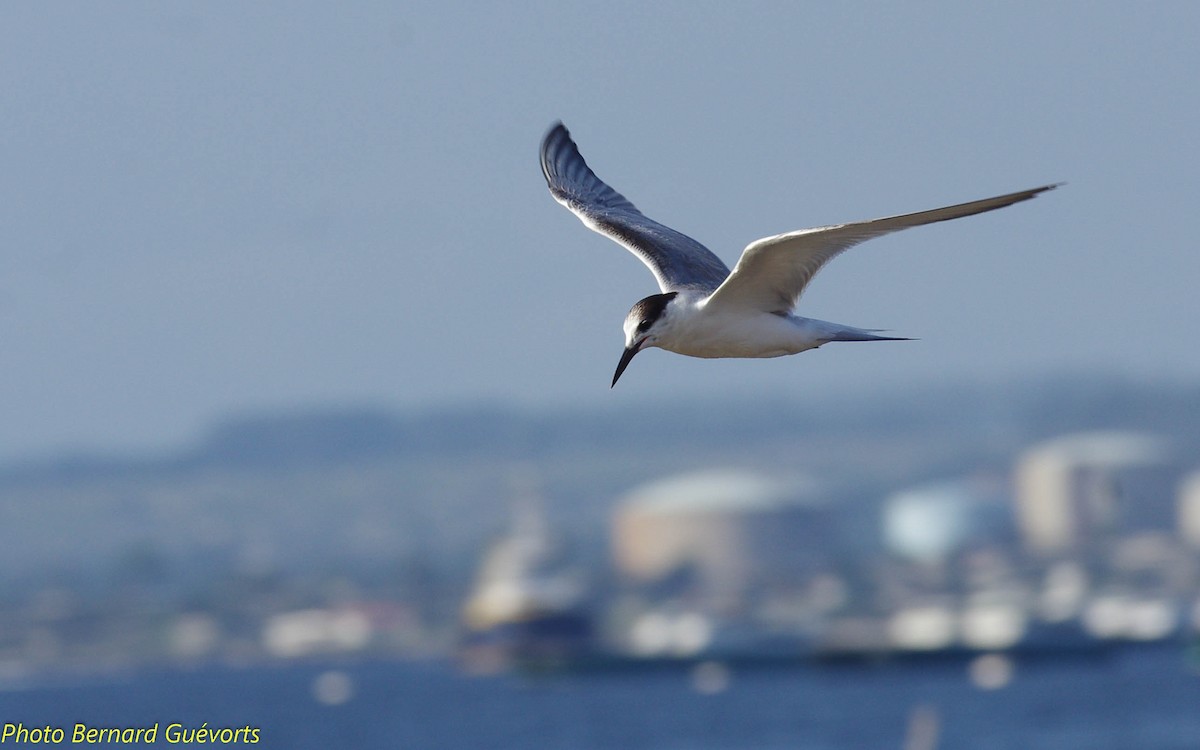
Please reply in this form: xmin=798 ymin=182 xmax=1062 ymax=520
xmin=2 ymin=2 xmax=1199 ymax=748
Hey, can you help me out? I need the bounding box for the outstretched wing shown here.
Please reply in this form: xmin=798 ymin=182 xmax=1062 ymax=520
xmin=705 ymin=184 xmax=1060 ymax=314
xmin=540 ymin=122 xmax=730 ymax=293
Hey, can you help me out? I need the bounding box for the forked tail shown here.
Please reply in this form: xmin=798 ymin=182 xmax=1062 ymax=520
xmin=828 ymin=327 xmax=914 ymax=342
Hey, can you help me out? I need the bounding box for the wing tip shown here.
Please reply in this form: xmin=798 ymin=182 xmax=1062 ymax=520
xmin=1006 ymin=181 xmax=1063 ymax=208
xmin=1011 ymin=183 xmax=1063 ymax=202
xmin=540 ymin=121 xmax=567 ymax=182
xmin=542 ymin=120 xmax=569 ymax=149
xmin=1019 ymin=182 xmax=1065 ymax=202
xmin=539 ymin=121 xmax=584 ymax=192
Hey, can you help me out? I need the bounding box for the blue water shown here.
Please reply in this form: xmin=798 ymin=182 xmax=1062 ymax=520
xmin=1 ymin=646 xmax=1198 ymax=749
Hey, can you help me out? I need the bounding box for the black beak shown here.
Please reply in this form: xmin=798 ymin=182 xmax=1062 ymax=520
xmin=611 ymin=341 xmax=643 ymax=388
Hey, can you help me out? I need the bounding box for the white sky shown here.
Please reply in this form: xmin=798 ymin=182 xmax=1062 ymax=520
xmin=3 ymin=2 xmax=1198 ymax=460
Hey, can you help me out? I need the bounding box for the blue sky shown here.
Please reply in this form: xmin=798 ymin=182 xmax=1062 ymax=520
xmin=3 ymin=2 xmax=1198 ymax=460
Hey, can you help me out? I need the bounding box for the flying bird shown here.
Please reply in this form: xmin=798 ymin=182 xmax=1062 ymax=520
xmin=539 ymin=122 xmax=1057 ymax=387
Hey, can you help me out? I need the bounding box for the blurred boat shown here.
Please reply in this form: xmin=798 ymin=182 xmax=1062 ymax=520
xmin=458 ymin=491 xmax=593 ymax=673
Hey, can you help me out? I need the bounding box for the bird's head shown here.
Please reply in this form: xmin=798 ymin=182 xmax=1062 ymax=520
xmin=612 ymin=292 xmax=678 ymax=387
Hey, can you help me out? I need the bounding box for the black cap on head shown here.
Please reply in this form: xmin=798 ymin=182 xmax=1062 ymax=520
xmin=628 ymin=292 xmax=677 ymax=330
xmin=612 ymin=292 xmax=677 ymax=387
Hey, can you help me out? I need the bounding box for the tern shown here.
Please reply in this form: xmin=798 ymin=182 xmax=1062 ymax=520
xmin=540 ymin=122 xmax=1058 ymax=387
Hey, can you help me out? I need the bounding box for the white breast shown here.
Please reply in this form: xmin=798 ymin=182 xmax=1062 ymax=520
xmin=658 ymin=304 xmax=824 ymax=359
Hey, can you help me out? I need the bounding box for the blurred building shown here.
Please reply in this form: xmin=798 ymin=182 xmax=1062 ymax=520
xmin=883 ymin=479 xmax=1012 ymax=563
xmin=1179 ymin=472 xmax=1200 ymax=549
xmin=1014 ymin=432 xmax=1177 ymax=555
xmin=612 ymin=469 xmax=834 ymax=613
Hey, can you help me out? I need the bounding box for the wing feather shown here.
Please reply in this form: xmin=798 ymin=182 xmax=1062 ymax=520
xmin=540 ymin=122 xmax=730 ymax=293
xmin=705 ymin=184 xmax=1060 ymax=314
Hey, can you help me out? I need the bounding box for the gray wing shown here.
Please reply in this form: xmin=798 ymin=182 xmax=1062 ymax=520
xmin=705 ymin=184 xmax=1061 ymax=315
xmin=540 ymin=122 xmax=730 ymax=293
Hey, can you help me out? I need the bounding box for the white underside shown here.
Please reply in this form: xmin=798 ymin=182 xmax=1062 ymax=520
xmin=650 ymin=297 xmax=878 ymax=359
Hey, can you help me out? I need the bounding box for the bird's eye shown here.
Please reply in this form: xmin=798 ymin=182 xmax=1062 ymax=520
xmin=636 ymin=321 xmax=650 ymax=332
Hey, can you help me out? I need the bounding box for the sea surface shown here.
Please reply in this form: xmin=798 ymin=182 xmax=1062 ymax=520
xmin=1 ymin=645 xmax=1198 ymax=749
